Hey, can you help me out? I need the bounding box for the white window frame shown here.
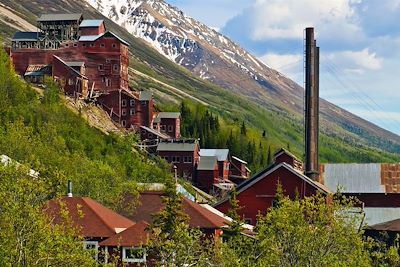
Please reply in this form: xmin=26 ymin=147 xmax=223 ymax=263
xmin=122 ymin=109 xmax=127 ymax=116
xmin=130 ymin=108 xmax=135 ymax=115
xmin=168 ymin=125 xmax=173 ymax=132
xmin=122 ymin=247 xmax=146 ymax=263
xmin=130 ymin=99 xmax=135 ymax=106
xmin=121 ymin=99 xmax=127 ymax=107
xmin=184 ymin=156 xmax=192 ymax=163
xmin=121 ymin=120 xmax=126 ymax=127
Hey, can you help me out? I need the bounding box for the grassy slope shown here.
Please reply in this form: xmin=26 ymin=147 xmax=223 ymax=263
xmin=1 ymin=0 xmax=399 ymax=166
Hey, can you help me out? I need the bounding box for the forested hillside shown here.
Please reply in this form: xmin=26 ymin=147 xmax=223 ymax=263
xmin=0 ymin=48 xmax=171 ymax=207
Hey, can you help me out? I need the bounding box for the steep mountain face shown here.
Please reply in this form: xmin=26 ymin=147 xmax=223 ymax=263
xmin=84 ymin=0 xmax=400 ymax=151
xmin=2 ymin=0 xmax=400 ymax=159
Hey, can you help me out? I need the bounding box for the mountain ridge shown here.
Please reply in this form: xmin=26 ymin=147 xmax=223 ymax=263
xmin=1 ymin=0 xmax=400 ymax=163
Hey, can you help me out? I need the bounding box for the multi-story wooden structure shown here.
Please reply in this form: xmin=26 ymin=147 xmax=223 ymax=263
xmin=153 ymin=112 xmax=181 ymax=139
xmin=157 ymin=139 xmax=200 ymax=180
xmin=9 ymin=14 xmax=152 ymax=130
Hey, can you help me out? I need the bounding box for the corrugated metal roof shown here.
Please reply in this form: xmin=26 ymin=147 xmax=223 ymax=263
xmin=65 ymin=61 xmax=84 ymax=67
xmin=12 ymin=32 xmax=43 ymax=41
xmin=200 ymin=149 xmax=229 ymax=161
xmin=322 ymin=164 xmax=384 ymax=193
xmin=198 ymin=156 xmax=217 ymax=171
xmin=157 ymin=141 xmax=197 ymax=152
xmin=78 ymin=31 xmax=130 ymax=46
xmin=364 ymin=207 xmax=400 ymax=226
xmin=38 ymin=13 xmax=82 ymax=22
xmin=139 ymin=91 xmax=152 ymax=101
xmin=79 ymin=34 xmax=101 ymax=42
xmin=79 ymin=19 xmax=103 ymax=28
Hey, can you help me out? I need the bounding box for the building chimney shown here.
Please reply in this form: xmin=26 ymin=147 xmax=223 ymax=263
xmin=67 ymin=180 xmax=73 ymax=197
xmin=304 ymin=27 xmax=320 ymax=181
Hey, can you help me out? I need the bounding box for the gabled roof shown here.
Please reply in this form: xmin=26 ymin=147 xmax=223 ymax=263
xmin=154 ymin=112 xmax=181 ymax=123
xmin=139 ymin=91 xmax=152 ymax=101
xmin=38 ymin=13 xmax=82 ymax=22
xmin=99 ymin=221 xmax=150 ymax=247
xmin=215 ymin=162 xmax=330 ymax=207
xmin=157 ymin=141 xmax=198 ymax=152
xmin=44 ymin=197 xmax=134 ymax=238
xmin=127 ymin=192 xmax=228 ymax=229
xmin=198 ymin=156 xmax=218 ymax=171
xmin=53 ymin=55 xmax=87 ymax=79
xmin=199 ymin=149 xmax=229 ymax=162
xmin=79 ymin=19 xmax=104 ymax=28
xmin=140 ymin=126 xmax=171 ymax=139
xmin=78 ymin=31 xmax=130 ymax=46
xmin=12 ymin=32 xmax=44 ymax=41
xmin=232 ymin=156 xmax=247 ymax=164
xmin=273 ymin=148 xmax=299 ymax=160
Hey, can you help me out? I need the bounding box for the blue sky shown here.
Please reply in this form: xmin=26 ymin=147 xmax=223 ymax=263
xmin=166 ymin=0 xmax=400 ymax=135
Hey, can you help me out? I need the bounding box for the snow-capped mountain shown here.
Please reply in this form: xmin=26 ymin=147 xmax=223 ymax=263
xmin=84 ymin=0 xmax=301 ymax=111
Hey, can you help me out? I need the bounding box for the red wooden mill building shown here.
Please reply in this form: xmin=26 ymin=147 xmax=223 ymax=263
xmin=8 ymin=13 xmax=158 ymax=131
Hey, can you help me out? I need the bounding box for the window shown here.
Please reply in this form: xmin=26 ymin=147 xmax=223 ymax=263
xmin=161 ymin=125 xmax=166 ymax=132
xmin=130 ymin=99 xmax=135 ymax=106
xmin=90 ymin=43 xmax=95 ymax=47
xmin=102 ymin=76 xmax=106 ymax=83
xmin=100 ymin=43 xmax=105 ymax=48
xmin=163 ymin=156 xmax=169 ymax=161
xmin=121 ymin=99 xmax=127 ymax=107
xmin=65 ymin=43 xmax=69 ymax=47
xmin=130 ymin=108 xmax=135 ymax=115
xmin=112 ymin=43 xmax=117 ymax=48
xmin=122 ymin=247 xmax=146 ymax=263
xmin=73 ymin=43 xmax=78 ymax=47
xmin=84 ymin=241 xmax=99 ymax=261
xmin=68 ymin=78 xmax=74 ymax=85
xmin=113 ymin=64 xmax=119 ymax=72
xmin=82 ymin=43 xmax=86 ymax=47
xmin=244 ymin=218 xmax=252 ymax=225
xmin=106 ymin=59 xmax=111 ymax=63
xmin=122 ymin=109 xmax=127 ymax=116
xmin=142 ymin=101 xmax=147 ymax=106
xmin=168 ymin=125 xmax=173 ymax=132
xmin=184 ymin=156 xmax=192 ymax=163
xmin=121 ymin=120 xmax=126 ymax=127
xmin=172 ymin=156 xmax=180 ymax=163
xmin=105 ymin=78 xmax=110 ymax=87
xmin=148 ymin=133 xmax=153 ymax=138
xmin=98 ymin=64 xmax=103 ymax=71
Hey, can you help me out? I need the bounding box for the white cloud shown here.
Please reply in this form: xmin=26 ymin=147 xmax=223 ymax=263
xmin=259 ymin=53 xmax=303 ymax=81
xmin=251 ymin=0 xmax=362 ymax=41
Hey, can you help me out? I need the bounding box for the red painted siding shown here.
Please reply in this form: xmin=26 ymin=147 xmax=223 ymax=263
xmin=216 ymin=166 xmax=319 ymax=224
xmin=196 ymin=167 xmax=219 ymax=193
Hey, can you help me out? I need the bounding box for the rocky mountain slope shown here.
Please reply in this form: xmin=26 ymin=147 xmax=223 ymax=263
xmin=1 ymin=0 xmax=400 ymax=161
xmin=85 ymin=0 xmax=400 ymax=152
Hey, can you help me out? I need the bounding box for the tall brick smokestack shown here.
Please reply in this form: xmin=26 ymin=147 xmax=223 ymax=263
xmin=304 ymin=27 xmax=320 ymax=181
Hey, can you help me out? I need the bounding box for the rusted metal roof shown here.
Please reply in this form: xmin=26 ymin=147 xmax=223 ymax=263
xmin=322 ymin=163 xmax=400 ymax=193
xmin=24 ymin=65 xmax=51 ymax=76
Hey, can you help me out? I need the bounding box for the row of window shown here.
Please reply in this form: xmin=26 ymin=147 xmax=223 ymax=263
xmin=65 ymin=43 xmax=118 ymax=48
xmin=84 ymin=241 xmax=146 ymax=263
xmin=162 ymin=156 xmax=192 ymax=163
xmin=121 ymin=108 xmax=135 ymax=116
xmin=160 ymin=124 xmax=174 ymax=133
xmin=121 ymin=99 xmax=136 ymax=107
xmin=98 ymin=64 xmax=119 ymax=72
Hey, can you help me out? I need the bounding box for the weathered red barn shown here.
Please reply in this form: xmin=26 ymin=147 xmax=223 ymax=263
xmin=196 ymin=156 xmax=219 ymax=192
xmin=199 ymin=149 xmax=230 ymax=179
xmin=157 ymin=139 xmax=200 ymax=180
xmin=153 ymin=112 xmax=181 ymax=139
xmin=214 ymin=149 xmax=330 ymax=225
xmin=229 ymin=156 xmax=251 ymax=184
